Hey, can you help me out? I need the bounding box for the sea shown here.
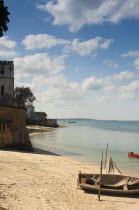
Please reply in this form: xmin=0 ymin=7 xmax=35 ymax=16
xmin=30 ymin=119 xmax=139 ymax=175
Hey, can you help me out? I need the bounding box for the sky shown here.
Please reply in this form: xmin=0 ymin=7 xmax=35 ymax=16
xmin=1 ymin=0 xmax=139 ymax=120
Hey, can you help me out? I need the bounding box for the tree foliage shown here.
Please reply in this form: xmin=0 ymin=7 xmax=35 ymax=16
xmin=14 ymin=87 xmax=36 ymax=107
xmin=0 ymin=0 xmax=10 ymax=37
xmin=35 ymin=112 xmax=47 ymax=119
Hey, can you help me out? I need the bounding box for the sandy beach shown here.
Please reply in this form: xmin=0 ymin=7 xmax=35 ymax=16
xmin=0 ymin=146 xmax=139 ymax=210
xmin=27 ymin=125 xmax=56 ymax=137
xmin=27 ymin=125 xmax=66 ymax=136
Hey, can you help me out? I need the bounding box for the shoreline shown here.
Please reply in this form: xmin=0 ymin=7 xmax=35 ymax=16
xmin=0 ymin=149 xmax=139 ymax=210
xmin=28 ymin=125 xmax=139 ymax=177
xmin=27 ymin=125 xmax=66 ymax=137
xmin=27 ymin=125 xmax=56 ymax=137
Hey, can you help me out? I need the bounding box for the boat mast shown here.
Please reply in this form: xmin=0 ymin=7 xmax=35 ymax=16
xmin=104 ymin=143 xmax=109 ymax=169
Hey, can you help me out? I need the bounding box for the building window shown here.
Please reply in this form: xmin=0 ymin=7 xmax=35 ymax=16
xmin=10 ymin=65 xmax=13 ymax=71
xmin=1 ymin=86 xmax=4 ymax=96
xmin=0 ymin=65 xmax=4 ymax=74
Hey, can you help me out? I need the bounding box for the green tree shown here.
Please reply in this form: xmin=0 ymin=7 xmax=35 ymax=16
xmin=0 ymin=0 xmax=10 ymax=37
xmin=14 ymin=87 xmax=36 ymax=107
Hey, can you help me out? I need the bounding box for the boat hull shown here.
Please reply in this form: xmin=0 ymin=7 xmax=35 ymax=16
xmin=78 ymin=173 xmax=139 ymax=196
xmin=128 ymin=152 xmax=139 ymax=158
xmin=78 ymin=183 xmax=139 ymax=196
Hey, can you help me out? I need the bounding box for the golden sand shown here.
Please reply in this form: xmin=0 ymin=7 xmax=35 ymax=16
xmin=0 ymin=148 xmax=139 ymax=210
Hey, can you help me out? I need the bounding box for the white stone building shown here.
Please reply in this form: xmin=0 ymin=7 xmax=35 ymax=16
xmin=0 ymin=61 xmax=14 ymax=105
xmin=26 ymin=105 xmax=35 ymax=119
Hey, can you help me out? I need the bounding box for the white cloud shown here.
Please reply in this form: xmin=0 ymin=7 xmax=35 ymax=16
xmin=134 ymin=58 xmax=139 ymax=70
xmin=121 ymin=50 xmax=139 ymax=57
xmin=22 ymin=34 xmax=113 ymax=56
xmin=16 ymin=74 xmax=85 ymax=106
xmin=114 ymin=71 xmax=135 ymax=82
xmin=94 ymin=96 xmax=111 ymax=104
xmin=82 ymin=76 xmax=103 ymax=90
xmin=0 ymin=36 xmax=16 ymax=49
xmin=82 ymin=75 xmax=116 ymax=91
xmin=0 ymin=36 xmax=17 ymax=57
xmin=31 ymin=74 xmax=68 ymax=90
xmin=0 ymin=50 xmax=17 ymax=58
xmin=14 ymin=53 xmax=66 ymax=80
xmin=41 ymin=86 xmax=83 ymax=105
xmin=23 ymin=34 xmax=69 ymax=50
xmin=37 ymin=0 xmax=139 ymax=32
xmin=81 ymin=73 xmax=138 ymax=102
xmin=119 ymin=80 xmax=139 ymax=100
xmin=16 ymin=73 xmax=115 ymax=109
xmin=15 ymin=72 xmax=139 ymax=119
xmin=121 ymin=50 xmax=139 ymax=70
xmin=64 ymin=37 xmax=113 ymax=56
xmin=104 ymin=60 xmax=119 ymax=68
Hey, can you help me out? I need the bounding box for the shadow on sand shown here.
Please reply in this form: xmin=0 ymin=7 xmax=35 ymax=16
xmin=0 ymin=146 xmax=61 ymax=156
xmin=82 ymin=189 xmax=139 ymax=199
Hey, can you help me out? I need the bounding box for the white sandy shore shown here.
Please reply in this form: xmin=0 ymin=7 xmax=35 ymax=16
xmin=27 ymin=125 xmax=56 ymax=137
xmin=27 ymin=125 xmax=66 ymax=137
xmin=0 ymin=149 xmax=139 ymax=210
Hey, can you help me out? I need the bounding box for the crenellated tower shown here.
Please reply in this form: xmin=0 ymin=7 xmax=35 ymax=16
xmin=0 ymin=61 xmax=14 ymax=105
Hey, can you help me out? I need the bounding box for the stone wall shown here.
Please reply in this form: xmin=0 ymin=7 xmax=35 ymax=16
xmin=26 ymin=118 xmax=59 ymax=128
xmin=0 ymin=121 xmax=12 ymax=144
xmin=47 ymin=119 xmax=58 ymax=128
xmin=0 ymin=105 xmax=33 ymax=150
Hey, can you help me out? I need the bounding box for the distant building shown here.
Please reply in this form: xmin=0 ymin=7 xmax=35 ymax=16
xmin=26 ymin=105 xmax=35 ymax=119
xmin=26 ymin=110 xmax=58 ymax=127
xmin=0 ymin=61 xmax=14 ymax=105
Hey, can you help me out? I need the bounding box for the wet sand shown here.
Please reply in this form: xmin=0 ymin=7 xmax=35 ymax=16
xmin=27 ymin=125 xmax=56 ymax=137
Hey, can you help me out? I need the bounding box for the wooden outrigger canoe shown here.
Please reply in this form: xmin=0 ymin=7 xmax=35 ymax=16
xmin=78 ymin=173 xmax=139 ymax=196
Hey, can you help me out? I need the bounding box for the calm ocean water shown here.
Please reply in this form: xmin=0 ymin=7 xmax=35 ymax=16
xmin=30 ymin=119 xmax=139 ymax=175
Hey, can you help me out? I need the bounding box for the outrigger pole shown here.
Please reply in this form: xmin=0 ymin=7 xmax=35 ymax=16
xmin=98 ymin=151 xmax=103 ymax=201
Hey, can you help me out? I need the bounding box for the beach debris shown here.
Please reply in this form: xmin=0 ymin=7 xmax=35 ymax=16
xmin=0 ymin=194 xmax=6 ymax=199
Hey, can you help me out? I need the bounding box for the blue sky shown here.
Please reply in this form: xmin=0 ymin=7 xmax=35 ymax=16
xmin=1 ymin=0 xmax=139 ymax=120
